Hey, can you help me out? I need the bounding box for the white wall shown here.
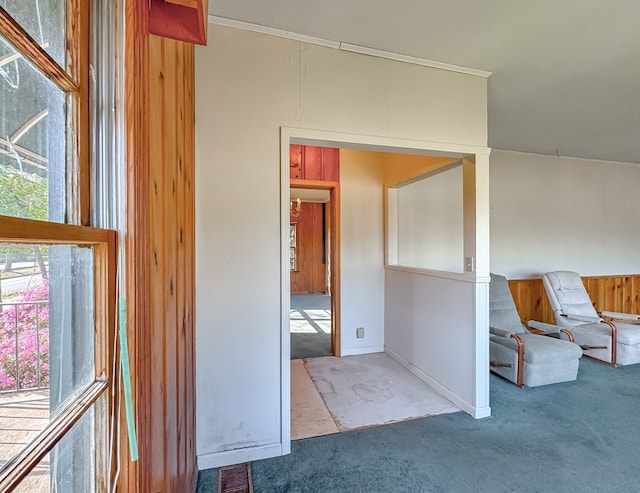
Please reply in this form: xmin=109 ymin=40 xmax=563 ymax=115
xmin=195 ymin=24 xmax=488 ymax=468
xmin=491 ymin=150 xmax=640 ymax=278
xmin=384 ymin=271 xmax=481 ymax=415
xmin=339 ymin=150 xmax=385 ymax=355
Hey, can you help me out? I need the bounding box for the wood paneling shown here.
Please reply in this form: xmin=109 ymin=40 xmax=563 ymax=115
xmin=290 ymin=144 xmax=303 ymax=179
xmin=304 ymin=146 xmax=324 ymax=181
xmin=289 ymin=145 xmax=340 ymax=181
xmin=123 ymin=1 xmax=196 ymax=491
xmin=291 ymin=203 xmax=326 ymax=294
xmin=322 ymin=148 xmax=340 ymax=181
xmin=508 ymin=274 xmax=640 ymax=325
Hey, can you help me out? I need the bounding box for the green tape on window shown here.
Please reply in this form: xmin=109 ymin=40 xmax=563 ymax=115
xmin=119 ymin=298 xmax=139 ymax=461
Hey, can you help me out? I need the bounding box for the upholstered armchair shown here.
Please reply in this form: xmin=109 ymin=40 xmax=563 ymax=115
xmin=490 ymin=274 xmax=582 ymax=387
xmin=542 ymin=271 xmax=640 ymax=366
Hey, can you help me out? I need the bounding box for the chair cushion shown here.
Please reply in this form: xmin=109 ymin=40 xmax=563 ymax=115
xmin=491 ymin=333 xmax=582 ymax=364
xmin=490 ymin=273 xmax=525 ymax=334
xmin=543 ymin=271 xmax=599 ymax=321
xmin=616 ymin=323 xmax=640 ymax=346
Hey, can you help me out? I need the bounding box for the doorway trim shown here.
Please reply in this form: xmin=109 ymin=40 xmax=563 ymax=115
xmin=280 ymin=126 xmax=491 ymax=454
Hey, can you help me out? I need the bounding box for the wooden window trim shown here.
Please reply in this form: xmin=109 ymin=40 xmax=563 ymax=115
xmin=0 ymin=380 xmax=108 ymax=491
xmin=0 ymin=216 xmax=117 ymax=492
xmin=0 ymin=216 xmax=113 ymax=244
xmin=67 ymin=0 xmax=91 ymax=225
xmin=0 ymin=6 xmax=78 ymax=92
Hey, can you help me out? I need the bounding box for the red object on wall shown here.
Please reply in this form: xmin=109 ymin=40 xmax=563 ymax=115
xmin=149 ymin=0 xmax=208 ymax=45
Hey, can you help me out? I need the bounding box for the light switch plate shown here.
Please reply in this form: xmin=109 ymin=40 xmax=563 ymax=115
xmin=464 ymin=256 xmax=474 ymax=272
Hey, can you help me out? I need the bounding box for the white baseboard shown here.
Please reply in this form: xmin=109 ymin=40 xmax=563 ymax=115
xmin=384 ymin=346 xmax=491 ymax=419
xmin=341 ymin=345 xmax=384 ymax=356
xmin=197 ymin=442 xmax=284 ymax=470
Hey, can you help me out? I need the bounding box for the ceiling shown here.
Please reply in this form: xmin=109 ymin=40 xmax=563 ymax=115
xmin=209 ymin=0 xmax=640 ymax=164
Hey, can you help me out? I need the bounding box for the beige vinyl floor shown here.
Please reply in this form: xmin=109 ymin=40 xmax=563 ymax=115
xmin=291 ymin=353 xmax=460 ymax=440
xmin=291 ymin=359 xmax=339 ymax=440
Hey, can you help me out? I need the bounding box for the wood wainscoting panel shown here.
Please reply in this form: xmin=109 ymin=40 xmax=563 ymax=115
xmin=508 ymin=278 xmax=555 ymax=325
xmin=583 ymin=275 xmax=640 ymax=315
xmin=508 ymin=274 xmax=640 ymax=325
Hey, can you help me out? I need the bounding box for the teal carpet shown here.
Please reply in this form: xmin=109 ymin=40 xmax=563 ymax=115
xmin=197 ymin=358 xmax=640 ymax=492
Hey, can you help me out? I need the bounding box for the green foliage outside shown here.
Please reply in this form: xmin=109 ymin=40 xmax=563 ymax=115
xmin=0 ymin=164 xmax=48 ymax=220
xmin=0 ymin=165 xmax=49 ymax=298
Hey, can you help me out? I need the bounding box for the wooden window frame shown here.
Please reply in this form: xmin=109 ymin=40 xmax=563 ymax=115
xmin=0 ymin=217 xmax=116 ymax=491
xmin=0 ymin=1 xmax=90 ymax=225
xmin=0 ymin=2 xmax=115 ymax=491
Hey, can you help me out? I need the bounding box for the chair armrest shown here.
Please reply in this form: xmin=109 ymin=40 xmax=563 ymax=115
xmin=489 ymin=326 xmax=513 ymax=338
xmin=527 ymin=320 xmax=576 ymax=342
xmin=526 ymin=320 xmax=562 ymax=335
xmin=561 ymin=313 xmax=603 ymax=324
xmin=601 ymin=311 xmax=640 ymax=321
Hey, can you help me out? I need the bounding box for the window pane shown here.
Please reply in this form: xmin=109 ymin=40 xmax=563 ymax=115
xmin=0 ymin=0 xmax=66 ymax=67
xmin=11 ymin=400 xmax=99 ymax=493
xmin=0 ymin=34 xmax=67 ymax=223
xmin=0 ymin=242 xmax=95 ymax=469
xmin=0 ymin=389 xmax=48 ymax=470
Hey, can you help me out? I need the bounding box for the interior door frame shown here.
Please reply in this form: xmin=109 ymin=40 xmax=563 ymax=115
xmin=280 ymin=126 xmax=491 ymax=454
xmin=290 ymin=178 xmax=341 ymax=357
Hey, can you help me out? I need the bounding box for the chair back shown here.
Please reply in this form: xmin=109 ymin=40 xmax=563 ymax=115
xmin=489 ymin=274 xmax=525 ymax=334
xmin=542 ymin=271 xmax=598 ymax=325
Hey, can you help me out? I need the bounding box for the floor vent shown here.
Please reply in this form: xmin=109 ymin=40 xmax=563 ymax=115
xmin=218 ymin=463 xmax=253 ymax=493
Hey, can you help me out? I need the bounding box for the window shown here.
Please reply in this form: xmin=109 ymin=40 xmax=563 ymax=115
xmin=0 ymin=2 xmax=115 ymax=492
xmin=289 ymin=223 xmax=297 ymax=271
xmin=388 ymin=164 xmax=464 ymax=273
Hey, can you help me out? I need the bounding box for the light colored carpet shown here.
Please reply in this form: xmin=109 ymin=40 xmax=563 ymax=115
xmin=290 ymin=360 xmax=339 ymax=440
xmin=305 ymin=353 xmax=459 ymax=431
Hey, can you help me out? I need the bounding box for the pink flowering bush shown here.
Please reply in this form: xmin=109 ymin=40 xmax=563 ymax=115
xmin=0 ymin=281 xmax=49 ymax=391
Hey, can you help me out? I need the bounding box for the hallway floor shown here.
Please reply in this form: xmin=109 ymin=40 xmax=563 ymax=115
xmin=291 ymin=353 xmax=459 ymax=439
xmin=290 ymin=294 xmax=331 ymax=360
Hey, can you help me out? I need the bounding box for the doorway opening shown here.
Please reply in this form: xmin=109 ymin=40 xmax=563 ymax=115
xmin=289 ymin=192 xmax=340 ymax=356
xmin=289 ymin=188 xmax=333 ymax=360
xmin=288 ymin=144 xmax=341 ymax=360
xmin=280 ymin=127 xmax=491 ymax=453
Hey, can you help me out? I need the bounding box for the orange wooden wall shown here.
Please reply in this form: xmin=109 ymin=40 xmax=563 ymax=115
xmin=123 ymin=2 xmax=196 ymax=491
xmin=290 ymin=144 xmax=339 ymax=181
xmin=289 ymin=144 xmax=338 ymax=295
xmin=509 ymin=274 xmax=640 ymax=324
xmin=291 ymin=203 xmax=327 ymax=294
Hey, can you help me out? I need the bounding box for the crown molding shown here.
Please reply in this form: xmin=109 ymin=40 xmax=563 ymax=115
xmin=208 ymin=15 xmax=492 ymax=78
